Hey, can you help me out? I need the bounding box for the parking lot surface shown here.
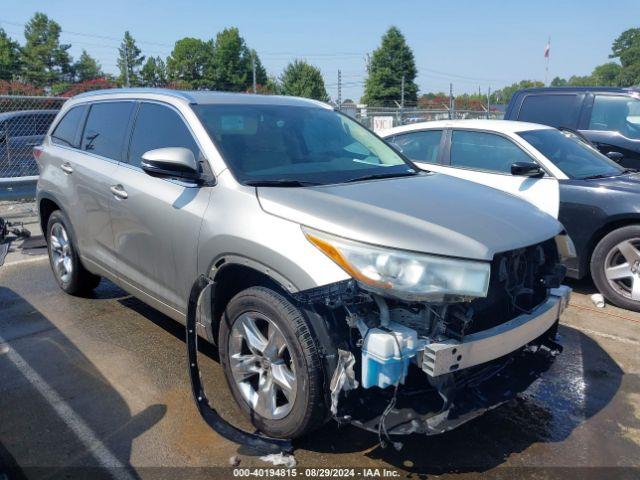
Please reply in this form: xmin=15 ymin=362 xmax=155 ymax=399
xmin=1 ymin=257 xmax=639 ymax=479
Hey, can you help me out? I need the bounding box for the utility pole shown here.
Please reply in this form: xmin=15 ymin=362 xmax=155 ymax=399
xmin=337 ymin=69 xmax=342 ymax=110
xmin=449 ymin=83 xmax=454 ymax=119
xmin=400 ymin=75 xmax=405 ymax=109
xmin=487 ymin=86 xmax=491 ymax=119
xmin=124 ymin=44 xmax=130 ymax=88
xmin=252 ymin=54 xmax=257 ymax=94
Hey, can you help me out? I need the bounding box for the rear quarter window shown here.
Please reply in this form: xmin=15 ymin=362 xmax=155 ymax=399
xmin=51 ymin=106 xmax=86 ymax=148
xmin=517 ymin=94 xmax=581 ymax=129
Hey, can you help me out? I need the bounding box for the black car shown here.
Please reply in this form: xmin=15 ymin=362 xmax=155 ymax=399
xmin=0 ymin=109 xmax=59 ymax=178
xmin=505 ymin=87 xmax=640 ymax=169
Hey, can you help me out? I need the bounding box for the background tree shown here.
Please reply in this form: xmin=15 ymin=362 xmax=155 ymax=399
xmin=491 ymin=80 xmax=544 ymax=104
xmin=362 ymin=26 xmax=418 ymax=106
xmin=0 ymin=28 xmax=21 ymax=81
xmin=21 ymin=12 xmax=72 ymax=86
xmin=166 ymin=38 xmax=213 ymax=88
xmin=74 ymin=50 xmax=102 ymax=82
xmin=280 ymin=60 xmax=328 ymax=101
xmin=211 ymin=27 xmax=256 ymax=91
xmin=117 ymin=31 xmax=145 ymax=87
xmin=610 ymin=28 xmax=640 ymax=60
xmin=140 ymin=56 xmax=167 ymax=87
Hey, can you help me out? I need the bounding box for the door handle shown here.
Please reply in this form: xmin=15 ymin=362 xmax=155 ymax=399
xmin=60 ymin=162 xmax=73 ymax=174
xmin=110 ymin=184 xmax=128 ymax=200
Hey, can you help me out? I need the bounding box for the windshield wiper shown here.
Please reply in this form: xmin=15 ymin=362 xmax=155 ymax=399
xmin=244 ymin=179 xmax=321 ymax=187
xmin=582 ymin=173 xmax=613 ymax=180
xmin=345 ymin=170 xmax=419 ymax=183
xmin=620 ymin=168 xmax=639 ymax=175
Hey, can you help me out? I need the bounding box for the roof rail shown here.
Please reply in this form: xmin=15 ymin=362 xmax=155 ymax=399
xmin=73 ymin=88 xmax=197 ymax=102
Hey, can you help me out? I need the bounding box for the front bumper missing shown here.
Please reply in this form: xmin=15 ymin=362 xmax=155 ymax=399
xmin=340 ymin=285 xmax=570 ymax=436
xmin=422 ymin=286 xmax=571 ymax=377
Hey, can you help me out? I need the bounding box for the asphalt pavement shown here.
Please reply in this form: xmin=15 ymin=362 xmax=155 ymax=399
xmin=0 ymin=256 xmax=639 ymax=479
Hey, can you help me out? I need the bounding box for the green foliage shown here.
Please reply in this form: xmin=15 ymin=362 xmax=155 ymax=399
xmin=280 ymin=60 xmax=328 ymax=101
xmin=212 ymin=27 xmax=254 ymax=91
xmin=363 ymin=26 xmax=418 ymax=106
xmin=492 ymin=80 xmax=544 ymax=104
xmin=166 ymin=38 xmax=214 ymax=88
xmin=591 ymin=63 xmax=622 ymax=86
xmin=610 ymin=28 xmax=640 ymax=60
xmin=0 ymin=28 xmax=21 ymax=81
xmin=74 ymin=50 xmax=102 ymax=82
xmin=21 ymin=12 xmax=72 ymax=86
xmin=141 ymin=56 xmax=167 ymax=87
xmin=117 ymin=31 xmax=145 ymax=86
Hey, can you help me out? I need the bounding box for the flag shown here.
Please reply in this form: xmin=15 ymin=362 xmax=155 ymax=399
xmin=544 ymin=39 xmax=551 ymax=58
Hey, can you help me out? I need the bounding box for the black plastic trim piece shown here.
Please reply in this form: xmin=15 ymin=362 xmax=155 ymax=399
xmin=185 ymin=275 xmax=293 ymax=454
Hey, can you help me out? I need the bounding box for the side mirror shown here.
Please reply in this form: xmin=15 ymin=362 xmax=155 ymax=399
xmin=511 ymin=161 xmax=545 ymax=177
xmin=606 ymin=151 xmax=624 ymax=163
xmin=141 ymin=147 xmax=200 ymax=181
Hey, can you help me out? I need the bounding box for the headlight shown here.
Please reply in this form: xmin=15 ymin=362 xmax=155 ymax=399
xmin=554 ymin=232 xmax=577 ymax=262
xmin=302 ymin=227 xmax=490 ymax=301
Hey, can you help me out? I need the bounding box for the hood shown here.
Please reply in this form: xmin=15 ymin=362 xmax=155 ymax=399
xmin=257 ymin=173 xmax=562 ymax=261
xmin=578 ymin=172 xmax=640 ymax=193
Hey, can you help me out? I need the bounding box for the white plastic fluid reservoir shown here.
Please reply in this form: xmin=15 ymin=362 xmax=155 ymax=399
xmin=361 ymin=321 xmax=418 ymax=389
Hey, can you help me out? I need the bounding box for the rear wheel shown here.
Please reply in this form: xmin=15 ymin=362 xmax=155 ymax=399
xmin=591 ymin=225 xmax=640 ymax=312
xmin=46 ymin=210 xmax=101 ymax=295
xmin=218 ymin=286 xmax=326 ymax=439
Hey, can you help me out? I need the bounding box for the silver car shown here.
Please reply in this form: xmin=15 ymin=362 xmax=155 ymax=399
xmin=35 ymin=89 xmax=572 ymax=441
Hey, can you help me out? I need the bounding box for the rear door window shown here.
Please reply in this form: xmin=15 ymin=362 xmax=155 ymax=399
xmin=51 ymin=106 xmax=86 ymax=147
xmin=128 ymin=102 xmax=200 ymax=168
xmin=518 ymin=94 xmax=581 ymax=128
xmin=588 ymin=95 xmax=640 ymax=139
xmin=81 ymin=102 xmax=135 ymax=161
xmin=390 ymin=130 xmax=443 ymax=163
xmin=450 ymin=130 xmax=532 ymax=174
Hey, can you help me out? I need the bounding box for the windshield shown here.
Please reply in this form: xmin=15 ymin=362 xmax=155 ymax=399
xmin=194 ymin=104 xmax=415 ymax=185
xmin=518 ymin=129 xmax=625 ymax=179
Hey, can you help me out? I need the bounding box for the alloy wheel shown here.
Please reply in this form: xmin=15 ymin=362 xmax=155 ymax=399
xmin=604 ymin=238 xmax=640 ymax=301
xmin=49 ymin=222 xmax=73 ymax=285
xmin=228 ymin=312 xmax=297 ymax=420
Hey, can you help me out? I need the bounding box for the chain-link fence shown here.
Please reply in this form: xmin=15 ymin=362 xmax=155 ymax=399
xmin=0 ymin=95 xmax=66 ymax=180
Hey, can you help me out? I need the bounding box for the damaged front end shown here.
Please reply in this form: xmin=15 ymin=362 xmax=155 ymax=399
xmin=293 ymin=237 xmax=571 ymax=437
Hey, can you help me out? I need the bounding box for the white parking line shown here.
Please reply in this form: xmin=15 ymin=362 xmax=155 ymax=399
xmin=0 ymin=334 xmax=136 ymax=480
xmin=2 ymin=255 xmax=48 ymax=267
xmin=562 ymin=322 xmax=640 ymax=346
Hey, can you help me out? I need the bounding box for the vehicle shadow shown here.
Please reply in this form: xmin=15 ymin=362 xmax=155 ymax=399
xmin=297 ymin=325 xmax=624 ymax=474
xmin=0 ymin=287 xmax=166 ymax=479
xmin=564 ymin=276 xmax=599 ymax=296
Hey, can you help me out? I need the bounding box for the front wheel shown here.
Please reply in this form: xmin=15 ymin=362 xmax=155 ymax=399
xmin=591 ymin=225 xmax=640 ymax=312
xmin=218 ymin=286 xmax=326 ymax=439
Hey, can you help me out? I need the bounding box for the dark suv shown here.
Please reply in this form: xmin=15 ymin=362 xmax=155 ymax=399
xmin=505 ymin=87 xmax=640 ymax=168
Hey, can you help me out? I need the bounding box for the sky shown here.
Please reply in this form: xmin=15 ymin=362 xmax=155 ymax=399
xmin=3 ymin=0 xmax=640 ymax=102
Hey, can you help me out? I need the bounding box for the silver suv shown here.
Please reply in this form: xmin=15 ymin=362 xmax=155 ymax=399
xmin=35 ymin=89 xmax=572 ymax=440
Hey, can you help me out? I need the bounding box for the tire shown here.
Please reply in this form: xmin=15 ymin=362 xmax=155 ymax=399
xmin=218 ymin=286 xmax=326 ymax=439
xmin=46 ymin=210 xmax=101 ymax=296
xmin=591 ymin=225 xmax=640 ymax=312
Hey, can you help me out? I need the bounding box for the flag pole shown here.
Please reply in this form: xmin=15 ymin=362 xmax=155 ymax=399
xmin=545 ymin=36 xmax=550 ymax=86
